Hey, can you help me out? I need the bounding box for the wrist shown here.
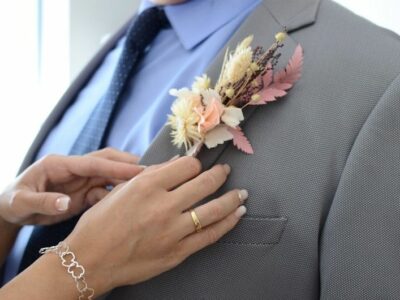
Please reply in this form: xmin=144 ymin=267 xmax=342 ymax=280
xmin=64 ymin=233 xmax=114 ymax=297
xmin=38 ymin=253 xmax=80 ymax=298
xmin=39 ymin=241 xmax=103 ymax=299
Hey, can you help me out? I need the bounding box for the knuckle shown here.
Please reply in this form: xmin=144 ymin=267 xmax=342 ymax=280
xmin=152 ymin=206 xmax=168 ymax=223
xmin=36 ymin=195 xmax=49 ymax=211
xmin=162 ymin=195 xmax=177 ymax=212
xmin=86 ymin=158 xmax=98 ymax=172
xmin=209 ymin=203 xmax=224 ymax=220
xmin=205 ymin=227 xmax=220 ymax=245
xmin=200 ymin=172 xmax=217 ymax=188
xmin=40 ymin=154 xmax=57 ymax=165
xmin=141 ymin=197 xmax=171 ymax=225
xmin=8 ymin=190 xmax=21 ymax=211
xmin=157 ymin=232 xmax=173 ymax=249
xmin=99 ymin=147 xmax=116 ymax=157
xmin=184 ymin=157 xmax=202 ymax=175
xmin=134 ymin=176 xmax=153 ymax=193
xmin=104 ymin=147 xmax=116 ymax=154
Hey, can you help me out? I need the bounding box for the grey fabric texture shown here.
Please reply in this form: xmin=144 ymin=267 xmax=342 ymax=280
xmin=20 ymin=0 xmax=400 ymax=299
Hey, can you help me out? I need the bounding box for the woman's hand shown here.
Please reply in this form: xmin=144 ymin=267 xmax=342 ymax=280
xmin=66 ymin=156 xmax=248 ymax=296
xmin=0 ymin=148 xmax=144 ymax=226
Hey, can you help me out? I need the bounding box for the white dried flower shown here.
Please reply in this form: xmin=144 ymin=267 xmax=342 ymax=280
xmin=192 ymin=74 xmax=211 ymax=93
xmin=167 ymin=90 xmax=202 ymax=150
xmin=201 ymin=88 xmax=222 ymax=106
xmin=224 ymin=47 xmax=253 ymax=84
xmin=236 ymin=35 xmax=254 ymax=53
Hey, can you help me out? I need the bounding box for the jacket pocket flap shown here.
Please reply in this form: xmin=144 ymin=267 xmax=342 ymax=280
xmin=218 ymin=216 xmax=288 ymax=246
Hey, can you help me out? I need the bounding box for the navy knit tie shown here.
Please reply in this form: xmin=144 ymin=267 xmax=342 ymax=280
xmin=18 ymin=7 xmax=169 ymax=273
xmin=71 ymin=7 xmax=169 ymax=154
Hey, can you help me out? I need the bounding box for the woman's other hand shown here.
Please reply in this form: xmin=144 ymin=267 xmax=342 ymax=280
xmin=0 ymin=148 xmax=144 ymax=226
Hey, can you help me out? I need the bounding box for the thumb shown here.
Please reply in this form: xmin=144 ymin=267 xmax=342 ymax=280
xmin=16 ymin=190 xmax=71 ymax=216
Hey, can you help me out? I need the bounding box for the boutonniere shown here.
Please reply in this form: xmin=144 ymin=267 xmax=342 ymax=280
xmin=167 ymin=32 xmax=303 ymax=156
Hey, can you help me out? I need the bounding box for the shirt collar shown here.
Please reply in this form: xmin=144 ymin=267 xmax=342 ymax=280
xmin=139 ymin=0 xmax=261 ymax=50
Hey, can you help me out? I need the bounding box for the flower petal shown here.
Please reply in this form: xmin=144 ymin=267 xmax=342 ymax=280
xmin=197 ymin=99 xmax=223 ymax=134
xmin=204 ymin=125 xmax=233 ymax=149
xmin=221 ymin=106 xmax=244 ymax=128
xmin=201 ymin=89 xmax=222 ymax=105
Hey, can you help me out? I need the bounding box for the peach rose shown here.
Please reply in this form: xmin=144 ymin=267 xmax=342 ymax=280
xmin=195 ymin=99 xmax=225 ymax=134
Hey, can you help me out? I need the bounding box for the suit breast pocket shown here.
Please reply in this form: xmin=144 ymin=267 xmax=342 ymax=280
xmin=217 ymin=216 xmax=288 ymax=246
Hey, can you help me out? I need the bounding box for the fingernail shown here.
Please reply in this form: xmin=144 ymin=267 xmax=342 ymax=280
xmin=169 ymin=155 xmax=180 ymax=161
xmin=223 ymin=164 xmax=231 ymax=174
xmin=235 ymin=205 xmax=247 ymax=218
xmin=238 ymin=189 xmax=248 ymax=203
xmin=139 ymin=165 xmax=147 ymax=169
xmin=56 ymin=196 xmax=70 ymax=212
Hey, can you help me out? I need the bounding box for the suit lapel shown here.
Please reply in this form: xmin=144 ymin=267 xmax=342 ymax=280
xmin=140 ymin=0 xmax=320 ymax=169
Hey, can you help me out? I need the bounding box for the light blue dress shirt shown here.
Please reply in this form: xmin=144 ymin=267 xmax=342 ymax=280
xmin=3 ymin=0 xmax=261 ymax=284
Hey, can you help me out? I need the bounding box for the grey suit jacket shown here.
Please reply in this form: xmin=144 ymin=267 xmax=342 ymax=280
xmin=20 ymin=0 xmax=400 ymax=299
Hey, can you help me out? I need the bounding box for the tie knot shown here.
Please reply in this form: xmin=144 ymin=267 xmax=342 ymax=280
xmin=140 ymin=6 xmax=170 ymax=28
xmin=153 ymin=7 xmax=170 ymax=29
xmin=125 ymin=7 xmax=170 ymax=51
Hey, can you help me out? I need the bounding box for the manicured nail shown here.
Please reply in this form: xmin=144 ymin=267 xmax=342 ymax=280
xmin=238 ymin=189 xmax=248 ymax=203
xmin=169 ymin=155 xmax=180 ymax=161
xmin=56 ymin=196 xmax=70 ymax=212
xmin=235 ymin=205 xmax=247 ymax=218
xmin=223 ymin=164 xmax=231 ymax=174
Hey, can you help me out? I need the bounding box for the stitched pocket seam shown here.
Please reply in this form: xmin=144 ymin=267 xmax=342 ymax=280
xmin=217 ymin=216 xmax=288 ymax=246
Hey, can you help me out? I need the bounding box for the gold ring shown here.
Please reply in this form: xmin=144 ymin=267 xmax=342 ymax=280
xmin=190 ymin=209 xmax=202 ymax=233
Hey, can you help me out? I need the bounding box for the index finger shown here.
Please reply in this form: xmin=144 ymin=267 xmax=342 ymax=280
xmin=62 ymin=156 xmax=145 ymax=180
xmin=146 ymin=156 xmax=202 ymax=190
xmin=88 ymin=148 xmax=140 ymax=164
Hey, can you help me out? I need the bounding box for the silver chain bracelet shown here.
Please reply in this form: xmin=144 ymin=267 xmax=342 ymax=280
xmin=40 ymin=241 xmax=95 ymax=300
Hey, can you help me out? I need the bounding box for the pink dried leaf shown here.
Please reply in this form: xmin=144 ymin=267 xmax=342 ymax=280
xmin=274 ymin=44 xmax=303 ymax=85
xmin=228 ymin=127 xmax=254 ymax=154
xmin=254 ymin=44 xmax=303 ymax=106
xmin=251 ymin=87 xmax=287 ymax=105
xmin=271 ymin=82 xmax=292 ymax=90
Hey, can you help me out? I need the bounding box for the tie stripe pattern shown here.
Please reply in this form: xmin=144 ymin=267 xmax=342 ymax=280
xmin=17 ymin=7 xmax=170 ymax=273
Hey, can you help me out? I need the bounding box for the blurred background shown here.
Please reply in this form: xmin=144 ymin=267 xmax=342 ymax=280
xmin=0 ymin=0 xmax=399 ymax=187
